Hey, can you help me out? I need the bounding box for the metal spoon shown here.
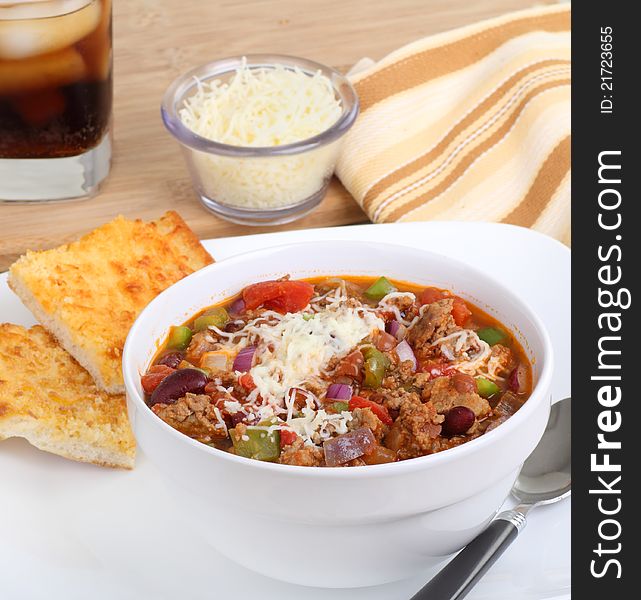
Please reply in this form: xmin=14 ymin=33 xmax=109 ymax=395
xmin=411 ymin=397 xmax=571 ymax=600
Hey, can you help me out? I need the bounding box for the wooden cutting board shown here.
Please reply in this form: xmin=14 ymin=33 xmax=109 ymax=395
xmin=0 ymin=0 xmax=539 ymax=271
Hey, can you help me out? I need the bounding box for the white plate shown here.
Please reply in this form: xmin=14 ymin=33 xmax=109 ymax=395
xmin=0 ymin=222 xmax=570 ymax=600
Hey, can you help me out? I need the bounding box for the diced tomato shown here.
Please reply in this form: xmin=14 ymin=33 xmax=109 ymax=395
xmin=451 ymin=297 xmax=472 ymax=326
xmin=419 ymin=287 xmax=446 ymax=305
xmin=280 ymin=429 xmax=298 ymax=448
xmin=419 ymin=287 xmax=470 ymax=325
xmin=418 ymin=359 xmax=457 ymax=380
xmin=242 ymin=280 xmax=315 ymax=314
xmin=141 ymin=364 xmax=175 ymax=393
xmin=238 ymin=372 xmax=257 ymax=391
xmin=349 ymin=396 xmax=393 ymax=425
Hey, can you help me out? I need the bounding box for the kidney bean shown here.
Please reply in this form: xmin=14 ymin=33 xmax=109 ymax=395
xmin=443 ymin=406 xmax=475 ymax=435
xmin=149 ymin=368 xmax=208 ymax=406
xmin=157 ymin=351 xmax=184 ymax=369
xmin=452 ymin=372 xmax=476 ymax=394
xmin=375 ymin=331 xmax=397 ymax=352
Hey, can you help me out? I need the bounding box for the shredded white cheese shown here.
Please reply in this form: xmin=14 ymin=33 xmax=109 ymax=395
xmin=430 ymin=330 xmax=492 ymax=376
xmin=287 ymin=407 xmax=353 ymax=446
xmin=178 ymin=58 xmax=343 ymax=209
xmin=204 ymin=288 xmax=387 ymax=446
xmin=378 ymin=291 xmax=417 ymax=326
xmin=249 ymin=305 xmax=384 ymax=405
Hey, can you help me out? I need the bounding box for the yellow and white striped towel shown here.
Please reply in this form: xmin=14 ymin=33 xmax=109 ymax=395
xmin=336 ymin=4 xmax=571 ymax=245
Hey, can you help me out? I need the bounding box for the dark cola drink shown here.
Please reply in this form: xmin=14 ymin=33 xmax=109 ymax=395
xmin=0 ymin=0 xmax=112 ymax=201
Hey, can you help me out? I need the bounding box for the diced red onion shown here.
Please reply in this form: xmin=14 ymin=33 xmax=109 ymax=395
xmin=387 ymin=320 xmax=401 ymax=336
xmin=395 ymin=339 xmax=417 ymax=372
xmin=387 ymin=319 xmax=407 ymax=340
xmin=229 ymin=297 xmax=246 ymax=315
xmin=326 ymin=383 xmax=353 ymax=401
xmin=508 ymin=363 xmax=527 ymax=393
xmin=233 ymin=345 xmax=256 ymax=372
xmin=323 ymin=428 xmax=376 ymax=466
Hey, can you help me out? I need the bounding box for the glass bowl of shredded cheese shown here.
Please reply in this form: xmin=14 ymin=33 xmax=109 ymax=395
xmin=161 ymin=55 xmax=359 ymax=225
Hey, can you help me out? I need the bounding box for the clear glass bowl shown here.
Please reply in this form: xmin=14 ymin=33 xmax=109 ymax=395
xmin=161 ymin=54 xmax=359 ymax=226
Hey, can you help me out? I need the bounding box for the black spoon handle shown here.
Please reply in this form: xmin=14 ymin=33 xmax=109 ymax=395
xmin=410 ymin=511 xmax=526 ymax=600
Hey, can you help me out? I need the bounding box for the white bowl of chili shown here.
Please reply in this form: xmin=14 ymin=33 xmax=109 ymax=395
xmin=122 ymin=241 xmax=553 ymax=588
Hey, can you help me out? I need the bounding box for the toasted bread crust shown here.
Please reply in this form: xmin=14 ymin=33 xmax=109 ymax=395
xmin=0 ymin=324 xmax=135 ymax=469
xmin=8 ymin=211 xmax=213 ymax=393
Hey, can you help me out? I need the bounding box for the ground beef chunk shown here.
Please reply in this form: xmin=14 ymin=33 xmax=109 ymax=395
xmin=278 ymin=438 xmax=325 ymax=466
xmin=207 ymin=371 xmax=252 ymax=402
xmin=185 ymin=330 xmax=219 ymax=364
xmin=422 ymin=376 xmax=491 ymax=418
xmin=381 ymin=357 xmax=415 ymax=389
xmin=404 ymin=301 xmax=421 ymax=322
xmin=348 ymin=407 xmax=389 ymax=442
xmin=213 ymin=371 xmax=237 ymax=388
xmin=242 ymin=307 xmax=266 ymax=321
xmin=384 ymin=399 xmax=443 ymax=460
xmin=412 ymin=372 xmax=432 ymax=388
xmin=488 ymin=344 xmax=515 ymax=378
xmin=429 ymin=432 xmax=482 ymax=452
xmin=378 ymin=388 xmax=422 ymax=412
xmin=152 ymin=393 xmax=226 ymax=443
xmin=408 ymin=299 xmax=459 ymax=357
xmin=303 ymin=377 xmax=326 ymax=398
xmin=389 ymin=294 xmax=415 ymax=312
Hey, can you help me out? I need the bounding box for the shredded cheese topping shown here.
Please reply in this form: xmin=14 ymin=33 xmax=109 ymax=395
xmin=178 ymin=58 xmax=343 ymax=210
xmin=207 ymin=294 xmax=384 ymax=446
xmin=287 ymin=407 xmax=353 ymax=446
xmin=378 ymin=291 xmax=418 ymax=326
xmin=249 ymin=305 xmax=384 ymax=408
xmin=200 ymin=282 xmax=512 ymax=448
xmin=180 ymin=59 xmax=342 ymax=147
xmin=430 ymin=329 xmax=494 ymax=378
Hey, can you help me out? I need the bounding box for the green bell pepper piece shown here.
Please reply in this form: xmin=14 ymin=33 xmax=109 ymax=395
xmin=477 ymin=327 xmax=507 ymax=346
xmin=193 ymin=307 xmax=230 ymax=332
xmin=231 ymin=420 xmax=280 ymax=462
xmin=362 ymin=346 xmax=390 ymax=389
xmin=167 ymin=325 xmax=192 ymax=350
xmin=364 ymin=276 xmax=396 ymax=301
xmin=476 ymin=377 xmax=500 ymax=398
xmin=331 ymin=401 xmax=350 ymax=413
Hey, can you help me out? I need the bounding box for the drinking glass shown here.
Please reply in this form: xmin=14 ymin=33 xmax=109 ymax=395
xmin=0 ymin=0 xmax=112 ymax=201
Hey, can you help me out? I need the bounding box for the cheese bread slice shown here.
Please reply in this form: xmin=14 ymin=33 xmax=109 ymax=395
xmin=8 ymin=211 xmax=213 ymax=394
xmin=0 ymin=324 xmax=135 ymax=469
